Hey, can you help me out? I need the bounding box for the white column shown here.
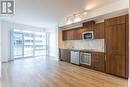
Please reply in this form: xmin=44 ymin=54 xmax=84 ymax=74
xmin=0 ymin=20 xmax=1 ymax=78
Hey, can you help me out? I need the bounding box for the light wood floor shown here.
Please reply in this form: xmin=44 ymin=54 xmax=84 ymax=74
xmin=2 ymin=56 xmax=128 ymax=87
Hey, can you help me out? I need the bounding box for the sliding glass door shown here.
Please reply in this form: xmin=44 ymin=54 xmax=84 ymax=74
xmin=13 ymin=33 xmax=23 ymax=58
xmin=35 ymin=32 xmax=47 ymax=56
xmin=12 ymin=30 xmax=48 ymax=59
xmin=24 ymin=33 xmax=34 ymax=57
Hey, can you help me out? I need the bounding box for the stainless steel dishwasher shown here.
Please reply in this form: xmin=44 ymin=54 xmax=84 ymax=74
xmin=70 ymin=50 xmax=80 ymax=65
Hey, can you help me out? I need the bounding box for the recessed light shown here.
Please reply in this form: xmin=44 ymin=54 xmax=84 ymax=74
xmin=85 ymin=4 xmax=95 ymax=10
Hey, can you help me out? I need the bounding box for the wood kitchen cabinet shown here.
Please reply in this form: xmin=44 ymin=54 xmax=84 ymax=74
xmin=68 ymin=29 xmax=74 ymax=40
xmin=62 ymin=21 xmax=105 ymax=40
xmin=83 ymin=21 xmax=95 ymax=33
xmin=125 ymin=15 xmax=129 ymax=78
xmin=93 ymin=23 xmax=105 ymax=39
xmin=91 ymin=53 xmax=105 ymax=72
xmin=62 ymin=30 xmax=67 ymax=40
xmin=62 ymin=29 xmax=74 ymax=40
xmin=73 ymin=27 xmax=85 ymax=40
xmin=83 ymin=21 xmax=95 ymax=27
xmin=59 ymin=49 xmax=70 ymax=62
xmin=60 ymin=15 xmax=129 ymax=78
xmin=62 ymin=21 xmax=95 ymax=41
xmin=105 ymin=15 xmax=128 ymax=78
xmin=62 ymin=27 xmax=84 ymax=40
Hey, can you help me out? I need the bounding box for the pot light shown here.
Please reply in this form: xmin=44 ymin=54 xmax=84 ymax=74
xmin=85 ymin=4 xmax=95 ymax=10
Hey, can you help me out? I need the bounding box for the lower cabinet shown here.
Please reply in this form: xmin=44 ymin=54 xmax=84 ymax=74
xmin=59 ymin=49 xmax=70 ymax=62
xmin=106 ymin=54 xmax=126 ymax=78
xmin=59 ymin=49 xmax=105 ymax=71
xmin=59 ymin=49 xmax=127 ymax=78
xmin=91 ymin=53 xmax=105 ymax=72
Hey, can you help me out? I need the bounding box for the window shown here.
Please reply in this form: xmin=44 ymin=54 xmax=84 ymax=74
xmin=35 ymin=32 xmax=47 ymax=56
xmin=13 ymin=33 xmax=23 ymax=58
xmin=24 ymin=33 xmax=34 ymax=57
xmin=13 ymin=30 xmax=48 ymax=59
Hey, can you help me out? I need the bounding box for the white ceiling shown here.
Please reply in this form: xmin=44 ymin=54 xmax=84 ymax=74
xmin=1 ymin=0 xmax=119 ymax=28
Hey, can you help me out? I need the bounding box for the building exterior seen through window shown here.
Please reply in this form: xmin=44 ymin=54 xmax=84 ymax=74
xmin=13 ymin=29 xmax=48 ymax=59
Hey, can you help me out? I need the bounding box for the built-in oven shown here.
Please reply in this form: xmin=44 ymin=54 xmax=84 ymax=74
xmin=80 ymin=52 xmax=91 ymax=66
xmin=82 ymin=31 xmax=94 ymax=40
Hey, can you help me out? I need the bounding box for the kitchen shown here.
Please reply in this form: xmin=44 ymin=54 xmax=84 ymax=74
xmin=0 ymin=0 xmax=129 ymax=86
xmin=58 ymin=14 xmax=129 ymax=79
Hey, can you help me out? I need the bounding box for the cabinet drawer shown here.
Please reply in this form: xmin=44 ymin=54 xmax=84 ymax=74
xmin=91 ymin=53 xmax=105 ymax=72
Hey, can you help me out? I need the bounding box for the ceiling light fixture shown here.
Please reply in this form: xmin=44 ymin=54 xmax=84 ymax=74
xmin=74 ymin=14 xmax=81 ymax=22
xmin=65 ymin=10 xmax=87 ymax=25
xmin=66 ymin=17 xmax=72 ymax=24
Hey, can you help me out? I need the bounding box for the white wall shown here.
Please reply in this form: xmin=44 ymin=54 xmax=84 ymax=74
xmin=128 ymin=0 xmax=130 ymax=86
xmin=1 ymin=20 xmax=45 ymax=62
xmin=0 ymin=20 xmax=1 ymax=77
xmin=1 ymin=21 xmax=13 ymax=62
xmin=85 ymin=0 xmax=129 ymax=20
xmin=59 ymin=0 xmax=129 ymax=26
xmin=45 ymin=24 xmax=58 ymax=58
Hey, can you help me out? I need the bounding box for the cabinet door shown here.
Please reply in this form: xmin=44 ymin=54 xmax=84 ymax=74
xmin=91 ymin=53 xmax=105 ymax=72
xmin=73 ymin=28 xmax=85 ymax=40
xmin=105 ymin=24 xmax=126 ymax=55
xmin=84 ymin=25 xmax=94 ymax=32
xmin=60 ymin=49 xmax=70 ymax=62
xmin=62 ymin=31 xmax=67 ymax=40
xmin=62 ymin=30 xmax=74 ymax=40
xmin=94 ymin=23 xmax=104 ymax=39
xmin=67 ymin=30 xmax=74 ymax=40
xmin=60 ymin=49 xmax=65 ymax=61
xmin=105 ymin=16 xmax=126 ymax=26
xmin=106 ymin=54 xmax=126 ymax=77
xmin=62 ymin=27 xmax=85 ymax=40
xmin=73 ymin=28 xmax=80 ymax=40
xmin=83 ymin=21 xmax=95 ymax=27
xmin=125 ymin=15 xmax=129 ymax=78
xmin=105 ymin=16 xmax=127 ymax=77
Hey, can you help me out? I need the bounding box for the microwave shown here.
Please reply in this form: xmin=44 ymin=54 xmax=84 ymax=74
xmin=82 ymin=31 xmax=94 ymax=40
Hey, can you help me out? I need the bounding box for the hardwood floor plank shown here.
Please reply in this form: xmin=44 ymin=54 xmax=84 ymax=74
xmin=2 ymin=57 xmax=128 ymax=87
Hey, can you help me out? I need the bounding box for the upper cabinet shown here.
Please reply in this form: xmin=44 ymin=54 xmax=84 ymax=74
xmin=83 ymin=21 xmax=95 ymax=32
xmin=105 ymin=16 xmax=126 ymax=26
xmin=62 ymin=21 xmax=105 ymax=41
xmin=62 ymin=29 xmax=74 ymax=40
xmin=73 ymin=27 xmax=85 ymax=40
xmin=62 ymin=27 xmax=84 ymax=40
xmin=94 ymin=23 xmax=104 ymax=39
xmin=83 ymin=21 xmax=95 ymax=27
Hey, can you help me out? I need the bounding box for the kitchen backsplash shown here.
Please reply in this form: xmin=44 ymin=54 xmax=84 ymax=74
xmin=60 ymin=39 xmax=105 ymax=52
